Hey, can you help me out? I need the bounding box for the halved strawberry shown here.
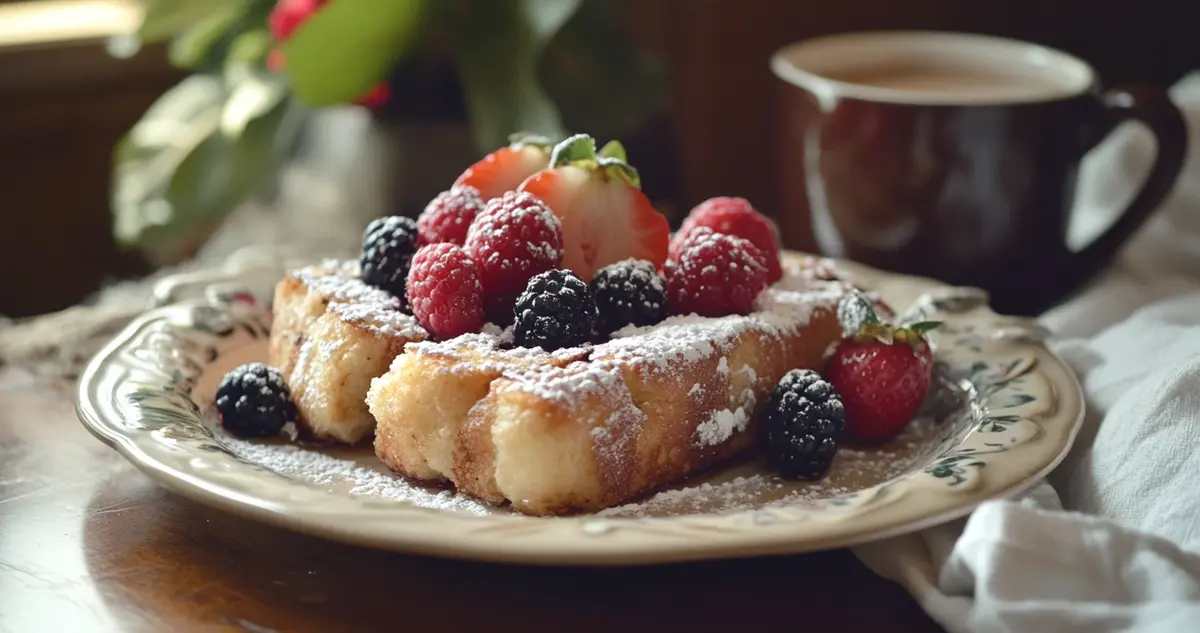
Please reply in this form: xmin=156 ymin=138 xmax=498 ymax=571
xmin=454 ymin=134 xmax=553 ymax=201
xmin=517 ymin=134 xmax=670 ymax=282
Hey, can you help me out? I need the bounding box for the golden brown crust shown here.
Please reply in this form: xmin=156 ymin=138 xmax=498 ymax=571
xmin=367 ymin=257 xmax=852 ymax=515
xmin=367 ymin=334 xmax=588 ymax=481
xmin=268 ymin=261 xmax=426 ymax=445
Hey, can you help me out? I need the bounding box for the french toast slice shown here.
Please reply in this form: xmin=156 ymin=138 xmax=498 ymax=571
xmin=268 ymin=260 xmax=427 ymax=445
xmin=366 ymin=255 xmax=853 ymax=515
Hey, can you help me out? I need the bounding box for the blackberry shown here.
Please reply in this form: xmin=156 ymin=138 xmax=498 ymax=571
xmin=763 ymin=369 xmax=845 ymax=480
xmin=360 ymin=215 xmax=420 ymax=305
xmin=590 ymin=259 xmax=667 ymax=334
xmin=214 ymin=363 xmax=297 ymax=438
xmin=513 ymin=269 xmax=598 ymax=351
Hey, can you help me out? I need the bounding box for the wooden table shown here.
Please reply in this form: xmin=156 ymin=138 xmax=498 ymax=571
xmin=0 ymin=365 xmax=943 ymax=633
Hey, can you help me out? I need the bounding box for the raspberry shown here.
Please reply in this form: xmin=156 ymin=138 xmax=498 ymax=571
xmin=590 ymin=259 xmax=667 ymax=334
xmin=360 ymin=215 xmax=419 ymax=306
xmin=763 ymin=369 xmax=845 ymax=480
xmin=214 ymin=363 xmax=297 ymax=438
xmin=672 ymin=197 xmax=783 ymax=282
xmin=406 ymin=243 xmax=486 ymax=339
xmin=514 ymin=269 xmax=598 ymax=351
xmin=417 ymin=186 xmax=485 ymax=246
xmin=464 ymin=190 xmax=564 ymax=322
xmin=269 ymin=0 xmax=323 ymax=41
xmin=666 ymin=227 xmax=769 ymax=317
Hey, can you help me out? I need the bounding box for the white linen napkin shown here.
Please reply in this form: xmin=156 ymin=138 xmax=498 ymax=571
xmin=852 ymin=71 xmax=1200 ymax=633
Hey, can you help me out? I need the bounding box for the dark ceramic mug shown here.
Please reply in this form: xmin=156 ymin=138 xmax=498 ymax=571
xmin=770 ymin=31 xmax=1187 ymax=316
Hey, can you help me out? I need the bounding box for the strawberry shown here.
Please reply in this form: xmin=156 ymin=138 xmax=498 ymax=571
xmin=823 ymin=290 xmax=941 ymax=444
xmin=454 ymin=134 xmax=553 ymax=201
xmin=269 ymin=0 xmax=324 ymax=42
xmin=518 ymin=134 xmax=670 ymax=282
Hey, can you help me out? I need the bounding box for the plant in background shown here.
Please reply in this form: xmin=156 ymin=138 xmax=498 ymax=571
xmin=112 ymin=0 xmax=666 ymax=262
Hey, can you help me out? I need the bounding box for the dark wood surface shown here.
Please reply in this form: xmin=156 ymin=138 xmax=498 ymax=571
xmin=0 ymin=365 xmax=943 ymax=633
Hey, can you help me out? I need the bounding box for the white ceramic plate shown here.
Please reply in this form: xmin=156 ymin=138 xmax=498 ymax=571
xmin=76 ymin=249 xmax=1083 ymax=566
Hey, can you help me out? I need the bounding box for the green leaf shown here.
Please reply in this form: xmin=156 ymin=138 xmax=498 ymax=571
xmin=224 ymin=29 xmax=273 ymax=72
xmin=446 ymin=0 xmax=582 ymax=152
xmin=536 ymin=0 xmax=668 ymax=142
xmin=221 ymin=71 xmax=289 ymax=137
xmin=837 ymin=289 xmax=880 ymax=336
xmin=597 ymin=140 xmax=626 ymax=161
xmin=908 ymin=320 xmax=943 ymax=334
xmin=112 ymin=73 xmax=298 ymax=252
xmin=167 ymin=1 xmax=251 ymax=70
xmin=597 ymin=157 xmax=641 ymax=189
xmin=281 ymin=0 xmax=429 ymax=106
xmin=138 ymin=0 xmax=247 ymax=43
xmin=550 ymin=133 xmax=597 ymax=166
xmin=549 ymin=134 xmax=641 ymax=188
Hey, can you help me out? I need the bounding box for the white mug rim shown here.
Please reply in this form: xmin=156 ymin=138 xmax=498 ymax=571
xmin=770 ymin=30 xmax=1097 ymax=106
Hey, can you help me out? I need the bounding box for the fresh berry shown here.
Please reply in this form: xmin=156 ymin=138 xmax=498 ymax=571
xmin=355 ymin=83 xmax=391 ymax=109
xmin=463 ymin=190 xmax=564 ymax=322
xmin=665 ymin=227 xmax=769 ymax=317
xmin=360 ymin=216 xmax=420 ymax=304
xmin=672 ymin=197 xmax=783 ymax=282
xmin=406 ymin=243 xmax=486 ymax=339
xmin=269 ymin=0 xmax=323 ymax=41
xmin=214 ymin=363 xmax=297 ymax=438
xmin=518 ymin=134 xmax=670 ymax=282
xmin=513 ymin=269 xmax=598 ymax=351
xmin=590 ymin=259 xmax=667 ymax=334
xmin=454 ymin=134 xmax=553 ymax=201
xmin=763 ymin=369 xmax=845 ymax=480
xmin=824 ymin=290 xmax=941 ymax=443
xmin=417 ymin=186 xmax=485 ymax=246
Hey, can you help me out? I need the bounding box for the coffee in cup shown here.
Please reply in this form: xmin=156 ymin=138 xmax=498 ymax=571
xmin=770 ymin=31 xmax=1187 ymax=316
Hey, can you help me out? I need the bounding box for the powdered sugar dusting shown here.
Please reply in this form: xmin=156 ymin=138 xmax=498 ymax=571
xmin=598 ymin=276 xmax=844 ymax=377
xmin=597 ymin=417 xmax=940 ymax=518
xmin=221 ymin=436 xmax=494 ymax=515
xmin=480 ymin=268 xmax=848 ymax=455
xmin=403 ymin=327 xmax=584 ymax=376
xmin=694 ymin=388 xmax=756 ymax=447
xmin=509 ymin=360 xmax=626 ymax=405
xmin=694 ymin=407 xmax=749 ymax=447
xmin=292 ymin=260 xmax=425 ymax=339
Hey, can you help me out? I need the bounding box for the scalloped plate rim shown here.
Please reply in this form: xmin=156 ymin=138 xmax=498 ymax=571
xmin=75 ymin=254 xmax=1086 ymax=566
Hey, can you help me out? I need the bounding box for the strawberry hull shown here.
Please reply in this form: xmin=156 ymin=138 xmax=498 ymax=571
xmin=517 ymin=134 xmax=670 ymax=283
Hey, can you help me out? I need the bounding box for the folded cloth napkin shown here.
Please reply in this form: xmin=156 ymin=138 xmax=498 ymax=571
xmin=852 ymin=71 xmax=1200 ymax=633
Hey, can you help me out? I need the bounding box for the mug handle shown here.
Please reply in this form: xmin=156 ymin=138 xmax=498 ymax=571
xmin=1071 ymin=84 xmax=1188 ymax=278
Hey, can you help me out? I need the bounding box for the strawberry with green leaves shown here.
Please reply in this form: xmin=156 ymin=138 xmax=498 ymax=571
xmin=518 ymin=134 xmax=670 ymax=282
xmin=454 ymin=134 xmax=554 ymax=201
xmin=824 ymin=290 xmax=941 ymax=443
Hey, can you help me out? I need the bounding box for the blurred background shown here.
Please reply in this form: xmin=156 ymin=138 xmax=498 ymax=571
xmin=0 ymin=0 xmax=1195 ymax=319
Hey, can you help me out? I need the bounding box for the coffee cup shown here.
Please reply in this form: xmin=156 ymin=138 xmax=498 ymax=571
xmin=770 ymin=31 xmax=1187 ymax=316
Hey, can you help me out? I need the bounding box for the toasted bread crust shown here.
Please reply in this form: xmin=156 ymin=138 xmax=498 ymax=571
xmin=268 ymin=261 xmax=426 ymax=445
xmin=367 ymin=256 xmax=852 ymax=515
